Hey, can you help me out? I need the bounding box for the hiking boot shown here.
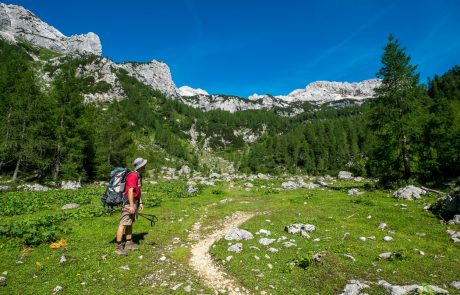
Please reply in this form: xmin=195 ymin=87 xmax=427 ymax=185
xmin=124 ymin=240 xmax=139 ymax=251
xmin=115 ymin=244 xmax=128 ymax=256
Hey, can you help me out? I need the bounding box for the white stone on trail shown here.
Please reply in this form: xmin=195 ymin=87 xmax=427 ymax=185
xmin=384 ymin=236 xmax=393 ymax=241
xmin=259 ymin=238 xmax=276 ymax=246
xmin=224 ymin=227 xmax=254 ymax=241
xmin=189 ymin=211 xmax=254 ymax=295
xmin=378 ymin=280 xmax=448 ymax=295
xmin=358 ymin=237 xmax=367 ymax=241
xmin=339 ymin=280 xmax=370 ymax=295
xmin=227 ymin=243 xmax=243 ymax=253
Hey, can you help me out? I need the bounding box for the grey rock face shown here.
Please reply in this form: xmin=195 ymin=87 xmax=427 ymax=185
xmin=338 ymin=171 xmax=353 ymax=180
xmin=0 ymin=3 xmax=101 ymax=55
xmin=119 ymin=61 xmax=179 ymax=99
xmin=339 ymin=280 xmax=370 ymax=295
xmin=227 ymin=243 xmax=243 ymax=253
xmin=393 ymin=185 xmax=426 ymax=200
xmin=224 ymin=227 xmax=254 ymax=241
xmin=61 ymin=203 xmax=80 ymax=210
xmin=378 ymin=280 xmax=448 ymax=295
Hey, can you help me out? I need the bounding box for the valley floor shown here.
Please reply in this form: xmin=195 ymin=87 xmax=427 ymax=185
xmin=0 ymin=178 xmax=459 ymax=294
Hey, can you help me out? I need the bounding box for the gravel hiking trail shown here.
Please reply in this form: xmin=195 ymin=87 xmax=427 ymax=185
xmin=189 ymin=211 xmax=255 ymax=295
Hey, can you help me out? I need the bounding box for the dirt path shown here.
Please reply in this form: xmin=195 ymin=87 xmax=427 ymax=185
xmin=189 ymin=211 xmax=255 ymax=295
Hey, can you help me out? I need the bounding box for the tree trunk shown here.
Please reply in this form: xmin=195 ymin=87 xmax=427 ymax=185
xmin=54 ymin=117 xmax=64 ymax=181
xmin=12 ymin=158 xmax=20 ymax=181
xmin=402 ymin=133 xmax=411 ymax=179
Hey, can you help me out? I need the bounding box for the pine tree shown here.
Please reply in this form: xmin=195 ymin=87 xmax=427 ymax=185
xmin=368 ymin=35 xmax=428 ymax=180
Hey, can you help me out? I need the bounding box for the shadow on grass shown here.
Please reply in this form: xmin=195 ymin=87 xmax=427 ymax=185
xmin=110 ymin=232 xmax=149 ymax=244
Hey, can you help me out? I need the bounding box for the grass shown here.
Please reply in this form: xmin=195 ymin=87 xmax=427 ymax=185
xmin=0 ymin=179 xmax=459 ymax=294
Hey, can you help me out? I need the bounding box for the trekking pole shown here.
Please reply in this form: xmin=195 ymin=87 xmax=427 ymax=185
xmin=138 ymin=213 xmax=158 ymax=226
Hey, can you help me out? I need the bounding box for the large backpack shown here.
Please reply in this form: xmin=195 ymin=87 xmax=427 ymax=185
xmin=101 ymin=167 xmax=130 ymax=210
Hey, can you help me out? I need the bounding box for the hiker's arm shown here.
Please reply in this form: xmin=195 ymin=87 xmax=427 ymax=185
xmin=139 ymin=196 xmax=144 ymax=211
xmin=128 ymin=188 xmax=135 ymax=214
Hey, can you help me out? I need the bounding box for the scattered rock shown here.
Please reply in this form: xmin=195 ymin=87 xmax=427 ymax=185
xmin=281 ymin=181 xmax=298 ymax=190
xmin=393 ymin=185 xmax=426 ymax=200
xmin=378 ymin=252 xmax=393 ymax=259
xmin=171 ymin=283 xmax=183 ymax=291
xmin=447 ymin=229 xmax=460 ymax=242
xmin=267 ymin=247 xmax=279 ymax=253
xmin=209 ymin=173 xmax=220 ymax=179
xmin=119 ymin=265 xmax=130 ymax=271
xmin=244 ymin=182 xmax=254 ymax=188
xmin=17 ymin=184 xmax=49 ymax=191
xmin=61 ymin=180 xmax=81 ymax=190
xmin=178 ymin=165 xmax=191 ymax=176
xmin=227 ymin=243 xmax=243 ymax=253
xmin=226 ymin=256 xmax=233 ymax=261
xmin=259 ymin=238 xmax=276 ymax=246
xmin=338 ymin=171 xmax=353 ymax=180
xmin=267 ymin=263 xmax=273 ymax=270
xmin=348 ymin=188 xmax=364 ymax=196
xmin=384 ymin=236 xmax=393 ymax=241
xmin=224 ymin=227 xmax=254 ymax=241
xmin=0 ymin=185 xmax=11 ymax=192
xmin=339 ymin=280 xmax=370 ymax=295
xmin=342 ymin=254 xmax=356 ymax=261
xmin=450 ymin=281 xmax=460 ymax=290
xmin=53 ymin=285 xmax=63 ymax=294
xmin=59 ymin=255 xmax=67 ymax=264
xmin=0 ymin=276 xmax=6 ymax=286
xmin=256 ymin=229 xmax=271 ymax=236
xmin=282 ymin=241 xmax=296 ymax=248
xmin=220 ymin=198 xmax=233 ymax=203
xmin=378 ymin=223 xmax=387 ymax=230
xmin=448 ymin=214 xmax=460 ymax=225
xmin=187 ymin=186 xmax=199 ymax=193
xmin=285 ymin=224 xmax=316 ymax=237
xmin=378 ymin=280 xmax=448 ymax=295
xmin=184 ymin=285 xmax=192 ymax=292
xmin=358 ymin=237 xmax=367 ymax=241
xmin=61 ymin=203 xmax=80 ymax=210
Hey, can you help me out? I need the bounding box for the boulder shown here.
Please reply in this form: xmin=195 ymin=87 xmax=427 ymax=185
xmin=285 ymin=223 xmax=316 ymax=235
xmin=61 ymin=181 xmax=81 ymax=190
xmin=393 ymin=185 xmax=426 ymax=200
xmin=187 ymin=186 xmax=199 ymax=193
xmin=378 ymin=280 xmax=448 ymax=295
xmin=61 ymin=203 xmax=79 ymax=210
xmin=339 ymin=280 xmax=370 ymax=295
xmin=302 ymin=182 xmax=320 ymax=189
xmin=227 ymin=243 xmax=243 ymax=253
xmin=17 ymin=184 xmax=49 ymax=191
xmin=448 ymin=214 xmax=460 ymax=225
xmin=338 ymin=171 xmax=353 ymax=180
xmin=209 ymin=173 xmax=220 ymax=179
xmin=224 ymin=227 xmax=254 ymax=241
xmin=244 ymin=182 xmax=254 ymax=188
xmin=347 ymin=188 xmax=363 ymax=196
xmin=281 ymin=181 xmax=298 ymax=190
xmin=178 ymin=165 xmax=191 ymax=176
xmin=0 ymin=185 xmax=11 ymax=192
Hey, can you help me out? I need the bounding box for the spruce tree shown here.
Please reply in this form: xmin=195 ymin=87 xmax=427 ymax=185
xmin=368 ymin=35 xmax=428 ymax=180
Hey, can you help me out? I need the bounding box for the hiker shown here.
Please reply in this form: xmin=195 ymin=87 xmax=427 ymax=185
xmin=115 ymin=157 xmax=147 ymax=256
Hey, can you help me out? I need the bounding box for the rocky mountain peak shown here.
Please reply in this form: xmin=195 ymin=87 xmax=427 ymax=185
xmin=0 ymin=3 xmax=102 ymax=55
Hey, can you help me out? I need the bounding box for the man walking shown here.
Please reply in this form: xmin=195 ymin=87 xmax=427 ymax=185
xmin=115 ymin=157 xmax=147 ymax=256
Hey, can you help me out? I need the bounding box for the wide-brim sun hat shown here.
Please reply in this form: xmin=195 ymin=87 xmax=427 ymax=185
xmin=133 ymin=157 xmax=148 ymax=171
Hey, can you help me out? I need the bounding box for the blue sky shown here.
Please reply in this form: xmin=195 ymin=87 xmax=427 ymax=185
xmin=6 ymin=0 xmax=460 ymax=97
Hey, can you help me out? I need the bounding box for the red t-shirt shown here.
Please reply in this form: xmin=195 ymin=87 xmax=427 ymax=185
xmin=124 ymin=172 xmax=141 ymax=199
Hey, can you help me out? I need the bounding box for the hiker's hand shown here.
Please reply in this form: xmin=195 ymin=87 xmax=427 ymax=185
xmin=139 ymin=203 xmax=144 ymax=211
xmin=129 ymin=206 xmax=135 ymax=214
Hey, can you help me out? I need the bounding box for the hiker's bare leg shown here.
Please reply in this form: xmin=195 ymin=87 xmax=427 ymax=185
xmin=116 ymin=224 xmax=125 ymax=242
xmin=125 ymin=225 xmax=133 ymax=241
